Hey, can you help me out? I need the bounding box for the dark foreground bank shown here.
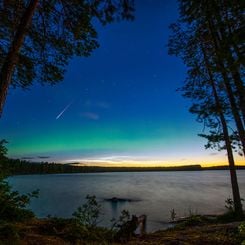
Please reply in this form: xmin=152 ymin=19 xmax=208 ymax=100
xmin=1 ymin=216 xmax=245 ymax=245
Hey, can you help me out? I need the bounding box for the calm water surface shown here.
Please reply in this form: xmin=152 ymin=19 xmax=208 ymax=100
xmin=8 ymin=170 xmax=245 ymax=231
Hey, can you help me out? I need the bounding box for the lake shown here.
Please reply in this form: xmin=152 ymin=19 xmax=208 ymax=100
xmin=8 ymin=170 xmax=245 ymax=231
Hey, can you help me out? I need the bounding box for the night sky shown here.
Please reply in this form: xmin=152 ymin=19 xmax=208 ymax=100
xmin=0 ymin=0 xmax=244 ymax=167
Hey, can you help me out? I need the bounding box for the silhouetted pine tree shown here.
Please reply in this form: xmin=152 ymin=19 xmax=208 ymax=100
xmin=0 ymin=0 xmax=134 ymax=115
xmin=178 ymin=0 xmax=245 ymax=156
xmin=168 ymin=0 xmax=244 ymax=218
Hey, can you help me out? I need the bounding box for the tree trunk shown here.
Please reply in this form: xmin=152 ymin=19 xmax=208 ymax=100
xmin=212 ymin=83 xmax=243 ymax=219
xmin=218 ymin=0 xmax=244 ymax=61
xmin=213 ymin=8 xmax=245 ymax=125
xmin=219 ymin=109 xmax=243 ymax=219
xmin=225 ymin=56 xmax=245 ymax=126
xmin=201 ymin=44 xmax=243 ymax=219
xmin=206 ymin=16 xmax=245 ymax=157
xmin=218 ymin=64 xmax=245 ymax=157
xmin=0 ymin=0 xmax=39 ymax=116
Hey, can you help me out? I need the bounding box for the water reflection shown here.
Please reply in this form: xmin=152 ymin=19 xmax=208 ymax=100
xmin=105 ymin=198 xmax=134 ymax=220
xmin=110 ymin=200 xmax=118 ymax=217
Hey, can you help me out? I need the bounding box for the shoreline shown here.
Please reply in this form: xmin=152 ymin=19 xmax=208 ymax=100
xmin=5 ymin=165 xmax=245 ymax=177
xmin=1 ymin=214 xmax=244 ymax=244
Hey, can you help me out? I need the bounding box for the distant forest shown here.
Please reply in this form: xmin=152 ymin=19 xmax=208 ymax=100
xmin=0 ymin=158 xmax=244 ymax=176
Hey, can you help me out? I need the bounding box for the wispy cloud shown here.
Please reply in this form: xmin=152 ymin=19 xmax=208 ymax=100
xmin=84 ymin=100 xmax=110 ymax=109
xmin=209 ymin=153 xmax=218 ymax=156
xmin=81 ymin=112 xmax=99 ymax=120
xmin=92 ymin=155 xmax=133 ymax=162
xmin=180 ymin=158 xmax=187 ymax=161
xmin=96 ymin=101 xmax=110 ymax=109
xmin=21 ymin=156 xmax=50 ymax=160
xmin=37 ymin=156 xmax=50 ymax=159
xmin=64 ymin=155 xmax=170 ymax=167
xmin=21 ymin=157 xmax=35 ymax=160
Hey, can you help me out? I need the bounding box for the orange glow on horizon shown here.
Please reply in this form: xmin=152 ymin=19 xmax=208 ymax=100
xmin=68 ymin=158 xmax=245 ymax=168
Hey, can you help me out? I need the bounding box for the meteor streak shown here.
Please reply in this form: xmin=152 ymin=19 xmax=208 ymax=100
xmin=56 ymin=101 xmax=73 ymax=120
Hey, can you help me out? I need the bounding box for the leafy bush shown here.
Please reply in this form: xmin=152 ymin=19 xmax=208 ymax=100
xmin=112 ymin=210 xmax=139 ymax=242
xmin=0 ymin=222 xmax=20 ymax=242
xmin=111 ymin=209 xmax=131 ymax=230
xmin=182 ymin=215 xmax=205 ymax=226
xmin=72 ymin=198 xmax=138 ymax=243
xmin=173 ymin=214 xmax=211 ymax=230
xmin=70 ymin=195 xmax=113 ymax=242
xmin=217 ymin=198 xmax=245 ymax=223
xmin=0 ymin=139 xmax=39 ymax=222
xmin=239 ymin=222 xmax=245 ymax=236
xmin=170 ymin=208 xmax=177 ymax=221
xmin=217 ymin=210 xmax=237 ymax=223
xmin=0 ymin=177 xmax=39 ymax=222
xmin=239 ymin=222 xmax=245 ymax=243
xmin=225 ymin=198 xmax=235 ymax=212
xmin=72 ymin=195 xmax=101 ymax=228
xmin=0 ymin=139 xmax=8 ymax=160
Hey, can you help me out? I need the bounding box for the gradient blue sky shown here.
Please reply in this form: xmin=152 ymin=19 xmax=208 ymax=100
xmin=0 ymin=0 xmax=244 ymax=166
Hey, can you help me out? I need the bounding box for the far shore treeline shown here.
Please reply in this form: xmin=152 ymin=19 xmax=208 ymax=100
xmin=0 ymin=158 xmax=244 ymax=176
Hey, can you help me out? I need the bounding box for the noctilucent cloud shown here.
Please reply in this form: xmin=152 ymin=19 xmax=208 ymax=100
xmin=0 ymin=0 xmax=244 ymax=167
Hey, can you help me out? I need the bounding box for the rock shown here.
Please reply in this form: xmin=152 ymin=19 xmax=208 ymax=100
xmin=104 ymin=197 xmax=134 ymax=202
